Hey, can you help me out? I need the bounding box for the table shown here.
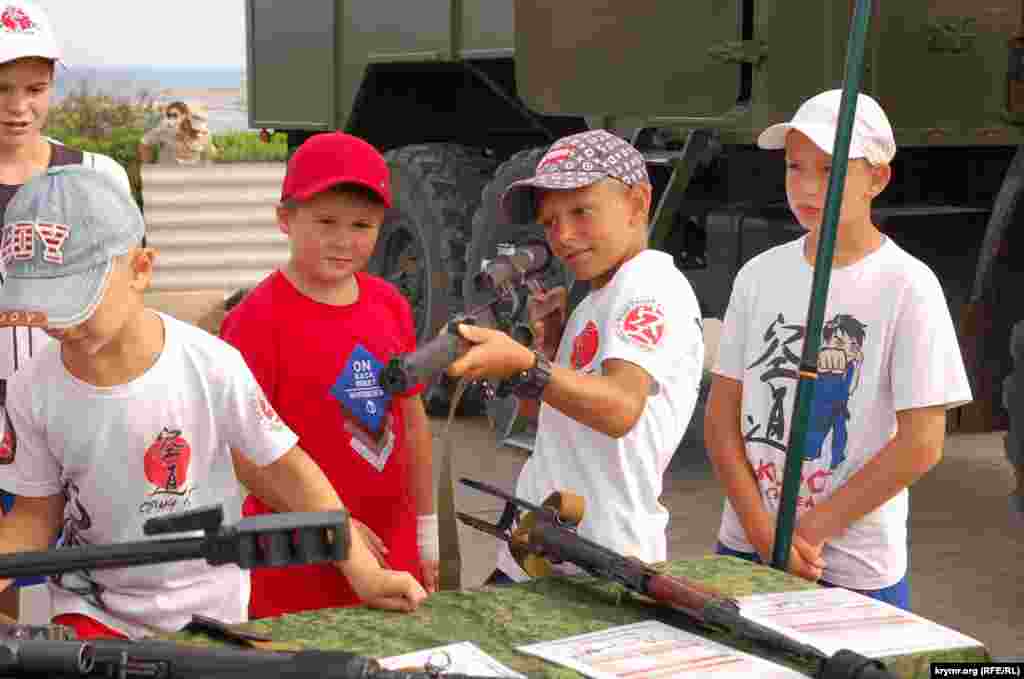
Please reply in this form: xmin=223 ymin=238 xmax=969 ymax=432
xmin=168 ymin=556 xmax=991 ymax=678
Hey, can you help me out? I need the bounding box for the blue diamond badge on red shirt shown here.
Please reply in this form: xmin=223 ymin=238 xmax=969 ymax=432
xmin=330 ymin=344 xmax=391 ymax=434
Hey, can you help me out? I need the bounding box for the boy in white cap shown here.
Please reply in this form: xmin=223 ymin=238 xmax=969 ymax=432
xmin=447 ymin=129 xmax=705 ymax=584
xmin=0 ymin=0 xmax=134 ymax=619
xmin=705 ymin=89 xmax=972 ymax=610
xmin=0 ymin=166 xmax=426 ymax=638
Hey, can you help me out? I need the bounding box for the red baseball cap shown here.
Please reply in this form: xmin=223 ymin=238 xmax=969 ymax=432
xmin=280 ymin=132 xmax=392 ymax=208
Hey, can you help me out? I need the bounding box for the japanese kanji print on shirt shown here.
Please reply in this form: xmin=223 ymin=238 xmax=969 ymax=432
xmin=714 ymin=237 xmax=971 ymax=590
xmin=745 ymin=312 xmax=868 ymax=505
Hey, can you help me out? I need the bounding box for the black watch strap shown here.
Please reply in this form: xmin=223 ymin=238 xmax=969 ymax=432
xmin=512 ymin=351 xmax=553 ymax=400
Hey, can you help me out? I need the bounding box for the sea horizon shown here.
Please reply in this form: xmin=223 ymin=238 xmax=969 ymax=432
xmin=54 ymin=64 xmax=251 ymax=133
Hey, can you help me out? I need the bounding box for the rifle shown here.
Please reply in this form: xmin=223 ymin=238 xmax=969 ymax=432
xmin=379 ymin=237 xmax=552 ymax=398
xmin=0 ymin=504 xmax=347 ymax=578
xmin=0 ymin=505 xmax=498 ymax=679
xmin=457 ymin=478 xmax=898 ymax=679
xmin=0 ymin=637 xmax=502 ymax=678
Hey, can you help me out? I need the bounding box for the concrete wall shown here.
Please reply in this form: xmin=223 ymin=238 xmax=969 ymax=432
xmin=140 ymin=162 xmax=289 ymax=334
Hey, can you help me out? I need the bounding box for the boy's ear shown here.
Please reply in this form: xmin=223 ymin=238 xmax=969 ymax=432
xmin=129 ymin=247 xmax=158 ymax=291
xmin=870 ymin=163 xmax=892 ymax=197
xmin=276 ymin=204 xmax=292 ymax=235
xmin=629 ymin=182 xmax=654 ymax=229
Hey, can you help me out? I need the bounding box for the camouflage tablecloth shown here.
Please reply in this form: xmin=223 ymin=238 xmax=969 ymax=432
xmin=167 ymin=556 xmax=990 ymax=678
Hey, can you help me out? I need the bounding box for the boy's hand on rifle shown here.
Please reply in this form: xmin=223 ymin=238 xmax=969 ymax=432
xmin=421 ymin=559 xmax=439 ymax=593
xmin=447 ymin=324 xmax=535 ymax=382
xmin=353 ymin=518 xmax=389 ymax=567
xmin=528 ymin=285 xmax=568 ymax=360
xmin=340 ymin=520 xmax=428 ymax=612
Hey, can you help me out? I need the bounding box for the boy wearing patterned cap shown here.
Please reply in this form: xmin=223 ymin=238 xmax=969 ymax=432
xmin=448 ymin=129 xmax=705 ymax=584
xmin=0 ymin=166 xmax=425 ymax=639
xmin=706 ymin=89 xmax=972 ymax=610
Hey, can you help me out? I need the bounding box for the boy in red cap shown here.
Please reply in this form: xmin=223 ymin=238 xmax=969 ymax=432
xmin=221 ymin=132 xmax=438 ymax=618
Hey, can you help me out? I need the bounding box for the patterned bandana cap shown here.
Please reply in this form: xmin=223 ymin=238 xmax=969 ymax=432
xmin=501 ymin=129 xmax=649 ymax=223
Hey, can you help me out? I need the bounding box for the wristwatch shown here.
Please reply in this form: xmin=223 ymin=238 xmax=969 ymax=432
xmin=506 ymin=350 xmax=553 ymax=400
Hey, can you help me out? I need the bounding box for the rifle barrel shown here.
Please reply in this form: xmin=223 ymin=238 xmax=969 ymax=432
xmin=0 ymin=537 xmax=205 ymax=579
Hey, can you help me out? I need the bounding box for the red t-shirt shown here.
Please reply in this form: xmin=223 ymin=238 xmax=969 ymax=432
xmin=220 ymin=271 xmax=424 ymax=618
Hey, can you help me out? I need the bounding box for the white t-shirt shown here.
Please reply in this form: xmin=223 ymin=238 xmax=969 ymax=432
xmin=497 ymin=250 xmax=704 ymax=581
xmin=0 ymin=312 xmax=297 ymax=638
xmin=714 ymin=236 xmax=972 ymax=590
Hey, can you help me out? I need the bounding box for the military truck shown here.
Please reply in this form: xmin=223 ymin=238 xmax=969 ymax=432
xmin=244 ymin=1 xmax=1022 ymax=435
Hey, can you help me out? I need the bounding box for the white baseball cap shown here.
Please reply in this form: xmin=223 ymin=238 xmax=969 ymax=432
xmin=0 ymin=1 xmax=63 ymax=67
xmin=757 ymin=89 xmax=896 ymax=165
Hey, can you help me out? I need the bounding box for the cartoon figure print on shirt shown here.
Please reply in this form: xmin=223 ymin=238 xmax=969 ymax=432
xmin=330 ymin=343 xmax=396 ymax=472
xmin=51 ymin=479 xmax=108 ymax=609
xmin=744 ymin=313 xmax=867 ymax=508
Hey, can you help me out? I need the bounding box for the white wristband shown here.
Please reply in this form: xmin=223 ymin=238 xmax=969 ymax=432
xmin=417 ymin=514 xmax=439 ymax=562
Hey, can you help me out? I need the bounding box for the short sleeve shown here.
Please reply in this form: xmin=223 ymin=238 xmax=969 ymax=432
xmin=712 ymin=268 xmax=750 ymax=382
xmin=601 ymin=273 xmax=704 ymax=388
xmin=87 ymin=152 xmax=133 ymax=197
xmin=221 ymin=298 xmax=277 ymax=401
xmin=221 ymin=348 xmax=298 ymax=467
xmin=0 ymin=373 xmax=62 ymax=497
xmin=890 ymin=271 xmax=973 ymax=411
xmin=392 ymin=284 xmax=425 ymax=399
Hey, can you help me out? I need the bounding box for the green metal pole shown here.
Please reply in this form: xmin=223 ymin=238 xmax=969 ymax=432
xmin=770 ymin=0 xmax=874 ymax=572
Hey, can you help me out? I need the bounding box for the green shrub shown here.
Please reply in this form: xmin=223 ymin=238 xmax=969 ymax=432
xmin=212 ymin=131 xmax=288 ymax=163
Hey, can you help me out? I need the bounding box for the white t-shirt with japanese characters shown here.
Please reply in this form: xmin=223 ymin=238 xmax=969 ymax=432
xmin=714 ymin=236 xmax=972 ymax=590
xmin=497 ymin=250 xmax=704 ymax=581
xmin=0 ymin=312 xmax=297 ymax=638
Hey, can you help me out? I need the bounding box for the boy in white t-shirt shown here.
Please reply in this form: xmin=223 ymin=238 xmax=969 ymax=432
xmin=706 ymin=90 xmax=972 ymax=610
xmin=0 ymin=166 xmax=426 ymax=639
xmin=446 ymin=130 xmax=705 ymax=583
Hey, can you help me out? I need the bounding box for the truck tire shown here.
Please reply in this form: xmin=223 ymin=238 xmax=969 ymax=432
xmin=367 ymin=144 xmax=498 ymax=414
xmin=463 ymin=148 xmax=575 ymax=311
xmin=1006 ymin=321 xmax=1024 ymax=513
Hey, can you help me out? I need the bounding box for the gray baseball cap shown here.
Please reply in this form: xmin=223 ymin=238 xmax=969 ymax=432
xmin=0 ymin=165 xmax=145 ymax=329
xmin=501 ymin=129 xmax=650 ymax=223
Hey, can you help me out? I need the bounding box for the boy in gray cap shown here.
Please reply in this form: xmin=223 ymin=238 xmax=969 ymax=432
xmin=447 ymin=129 xmax=705 ymax=584
xmin=0 ymin=166 xmax=425 ymax=638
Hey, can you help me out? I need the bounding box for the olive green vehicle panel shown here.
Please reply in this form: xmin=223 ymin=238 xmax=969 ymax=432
xmin=245 ymin=0 xmax=337 ymax=130
xmin=512 ymin=0 xmax=1024 ymax=147
xmin=512 ymin=1 xmax=743 ymax=120
xmin=871 ymin=0 xmax=1022 ymax=146
xmin=246 ymin=1 xmax=516 ymax=132
xmin=247 ymin=1 xmax=1024 ymax=146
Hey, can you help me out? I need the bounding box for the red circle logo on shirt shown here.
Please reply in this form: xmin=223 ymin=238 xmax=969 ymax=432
xmin=571 ymin=321 xmax=600 ymax=370
xmin=144 ymin=427 xmax=192 ymax=495
xmin=0 ymin=410 xmax=16 ymax=465
xmin=617 ymin=300 xmax=666 ymax=350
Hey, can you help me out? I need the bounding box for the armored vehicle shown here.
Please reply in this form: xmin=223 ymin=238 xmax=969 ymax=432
xmin=244 ymin=1 xmax=1022 ymax=434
